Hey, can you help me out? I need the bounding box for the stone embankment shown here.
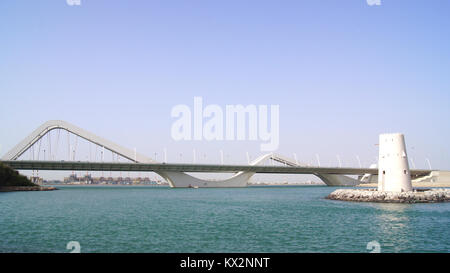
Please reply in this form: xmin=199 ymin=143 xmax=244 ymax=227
xmin=327 ymin=188 xmax=450 ymax=203
xmin=0 ymin=186 xmax=58 ymax=192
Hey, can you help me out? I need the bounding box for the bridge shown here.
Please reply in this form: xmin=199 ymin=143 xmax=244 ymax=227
xmin=0 ymin=160 xmax=392 ymax=175
xmin=0 ymin=120 xmax=434 ymax=187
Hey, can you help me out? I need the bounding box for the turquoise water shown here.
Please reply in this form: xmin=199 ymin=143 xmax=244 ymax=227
xmin=0 ymin=185 xmax=449 ymax=253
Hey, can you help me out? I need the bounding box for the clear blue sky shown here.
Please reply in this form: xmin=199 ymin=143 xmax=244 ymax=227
xmin=1 ymin=0 xmax=449 ymax=179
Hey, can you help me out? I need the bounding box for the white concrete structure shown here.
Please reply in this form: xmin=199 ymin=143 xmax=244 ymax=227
xmin=412 ymin=171 xmax=450 ymax=183
xmin=378 ymin=133 xmax=413 ymax=192
xmin=1 ymin=120 xmax=365 ymax=188
xmin=1 ymin=120 xmax=156 ymax=164
xmin=160 ymin=154 xmax=273 ymax=188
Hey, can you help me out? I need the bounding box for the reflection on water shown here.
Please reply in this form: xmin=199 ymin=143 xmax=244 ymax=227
xmin=369 ymin=203 xmax=412 ymax=252
xmin=373 ymin=203 xmax=410 ymax=231
xmin=372 ymin=203 xmax=409 ymax=213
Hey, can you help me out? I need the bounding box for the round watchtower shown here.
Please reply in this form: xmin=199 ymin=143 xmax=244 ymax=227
xmin=378 ymin=133 xmax=412 ymax=192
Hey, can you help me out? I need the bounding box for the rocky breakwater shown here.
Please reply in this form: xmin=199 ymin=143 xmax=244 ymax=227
xmin=326 ymin=188 xmax=450 ymax=203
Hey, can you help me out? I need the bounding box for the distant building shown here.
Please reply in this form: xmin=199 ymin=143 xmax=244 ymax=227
xmin=62 ymin=174 xmax=160 ymax=185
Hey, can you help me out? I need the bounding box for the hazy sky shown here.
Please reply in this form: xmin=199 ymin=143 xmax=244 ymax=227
xmin=1 ymin=0 xmax=449 ymax=180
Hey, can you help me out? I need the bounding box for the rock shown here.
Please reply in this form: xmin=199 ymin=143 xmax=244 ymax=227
xmin=326 ymin=188 xmax=450 ymax=203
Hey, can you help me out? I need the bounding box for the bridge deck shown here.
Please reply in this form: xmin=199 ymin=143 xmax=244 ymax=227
xmin=1 ymin=160 xmax=432 ymax=176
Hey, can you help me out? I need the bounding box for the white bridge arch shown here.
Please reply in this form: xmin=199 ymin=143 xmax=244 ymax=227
xmin=1 ymin=120 xmax=361 ymax=187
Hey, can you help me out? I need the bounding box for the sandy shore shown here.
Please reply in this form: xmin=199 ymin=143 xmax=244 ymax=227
xmin=357 ymin=182 xmax=450 ymax=188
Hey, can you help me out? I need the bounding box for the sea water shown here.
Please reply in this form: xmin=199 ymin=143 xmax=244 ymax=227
xmin=0 ymin=185 xmax=448 ymax=253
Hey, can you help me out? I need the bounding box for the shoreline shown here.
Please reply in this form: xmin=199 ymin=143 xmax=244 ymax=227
xmin=0 ymin=186 xmax=58 ymax=192
xmin=357 ymin=182 xmax=450 ymax=188
xmin=40 ymin=182 xmax=327 ymax=187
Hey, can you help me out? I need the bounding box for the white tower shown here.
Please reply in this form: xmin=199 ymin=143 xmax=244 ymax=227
xmin=378 ymin=133 xmax=413 ymax=192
